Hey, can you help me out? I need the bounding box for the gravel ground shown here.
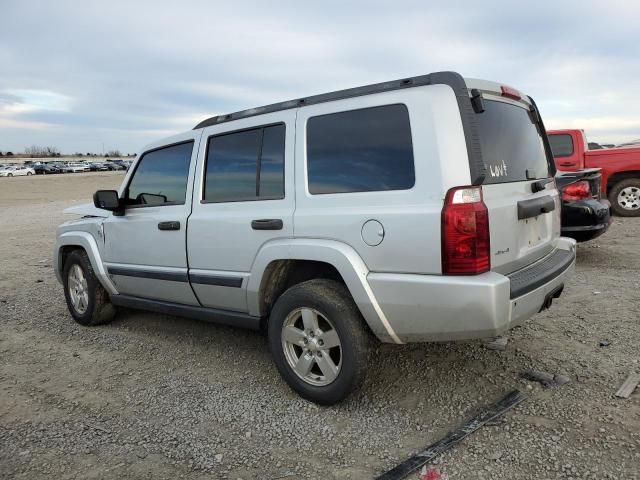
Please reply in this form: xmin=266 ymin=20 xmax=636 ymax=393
xmin=1 ymin=172 xmax=639 ymax=479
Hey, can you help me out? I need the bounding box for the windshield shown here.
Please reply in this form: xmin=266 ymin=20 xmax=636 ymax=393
xmin=476 ymin=99 xmax=550 ymax=184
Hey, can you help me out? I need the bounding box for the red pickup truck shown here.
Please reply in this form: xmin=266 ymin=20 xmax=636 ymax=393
xmin=548 ymin=129 xmax=640 ymax=216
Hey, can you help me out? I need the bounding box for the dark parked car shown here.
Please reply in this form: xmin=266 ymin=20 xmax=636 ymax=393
xmin=88 ymin=162 xmax=109 ymax=171
xmin=33 ymin=163 xmax=62 ymax=174
xmin=51 ymin=163 xmax=73 ymax=173
xmin=556 ymin=168 xmax=611 ymax=242
xmin=104 ymin=161 xmax=126 ymax=171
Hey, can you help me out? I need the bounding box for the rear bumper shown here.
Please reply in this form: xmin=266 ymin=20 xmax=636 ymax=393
xmin=368 ymin=237 xmax=576 ymax=343
xmin=561 ymin=199 xmax=611 ymax=239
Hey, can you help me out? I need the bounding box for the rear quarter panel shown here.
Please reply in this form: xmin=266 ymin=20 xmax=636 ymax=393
xmin=293 ymin=84 xmax=471 ymax=275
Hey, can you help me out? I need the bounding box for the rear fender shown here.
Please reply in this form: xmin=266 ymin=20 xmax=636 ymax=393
xmin=247 ymin=239 xmax=402 ymax=344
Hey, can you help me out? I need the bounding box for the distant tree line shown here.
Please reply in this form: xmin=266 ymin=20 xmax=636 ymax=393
xmin=24 ymin=145 xmax=61 ymax=157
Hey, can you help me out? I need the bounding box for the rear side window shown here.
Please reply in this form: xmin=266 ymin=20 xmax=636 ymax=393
xmin=306 ymin=104 xmax=415 ymax=194
xmin=204 ymin=124 xmax=285 ymax=202
xmin=126 ymin=141 xmax=193 ymax=206
xmin=548 ymin=134 xmax=574 ymax=158
xmin=476 ymin=100 xmax=550 ymax=184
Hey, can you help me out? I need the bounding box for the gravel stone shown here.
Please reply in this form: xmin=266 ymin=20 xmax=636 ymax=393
xmin=1 ymin=173 xmax=639 ymax=479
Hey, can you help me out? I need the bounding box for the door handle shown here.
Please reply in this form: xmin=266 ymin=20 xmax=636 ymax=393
xmin=559 ymin=162 xmax=575 ymax=167
xmin=158 ymin=221 xmax=181 ymax=231
xmin=251 ymin=219 xmax=283 ymax=230
xmin=517 ymin=195 xmax=555 ymax=220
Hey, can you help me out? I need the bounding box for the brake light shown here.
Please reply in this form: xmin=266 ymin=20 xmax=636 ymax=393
xmin=561 ymin=180 xmax=591 ymax=201
xmin=500 ymin=85 xmax=521 ymax=101
xmin=441 ymin=186 xmax=490 ymax=275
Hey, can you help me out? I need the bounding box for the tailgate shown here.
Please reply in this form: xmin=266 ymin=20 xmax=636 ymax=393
xmin=473 ymin=94 xmax=560 ymax=274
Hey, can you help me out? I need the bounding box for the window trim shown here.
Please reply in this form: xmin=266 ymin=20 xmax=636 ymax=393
xmin=305 ymin=103 xmax=416 ymax=196
xmin=201 ymin=122 xmax=286 ymax=204
xmin=549 ymin=133 xmax=575 ymax=158
xmin=123 ymin=139 xmax=195 ymax=209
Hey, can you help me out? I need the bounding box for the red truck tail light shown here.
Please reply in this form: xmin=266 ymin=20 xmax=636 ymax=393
xmin=561 ymin=180 xmax=591 ymax=201
xmin=441 ymin=186 xmax=490 ymax=275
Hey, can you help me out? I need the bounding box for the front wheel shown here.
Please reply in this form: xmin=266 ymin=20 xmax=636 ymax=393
xmin=63 ymin=250 xmax=116 ymax=326
xmin=27 ymin=171 xmax=33 ymax=175
xmin=7 ymin=173 xmax=12 ymax=177
xmin=609 ymin=178 xmax=640 ymax=217
xmin=268 ymin=279 xmax=372 ymax=405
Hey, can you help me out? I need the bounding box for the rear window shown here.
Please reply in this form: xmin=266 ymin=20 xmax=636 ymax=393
xmin=306 ymin=104 xmax=415 ymax=194
xmin=548 ymin=134 xmax=574 ymax=157
xmin=476 ymin=100 xmax=550 ymax=184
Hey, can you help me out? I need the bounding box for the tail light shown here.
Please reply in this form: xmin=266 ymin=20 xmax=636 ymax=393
xmin=500 ymin=85 xmax=521 ymax=101
xmin=441 ymin=186 xmax=490 ymax=275
xmin=561 ymin=180 xmax=590 ymax=201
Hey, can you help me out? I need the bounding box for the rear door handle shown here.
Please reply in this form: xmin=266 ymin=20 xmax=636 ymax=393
xmin=559 ymin=162 xmax=575 ymax=167
xmin=158 ymin=221 xmax=181 ymax=231
xmin=251 ymin=219 xmax=283 ymax=230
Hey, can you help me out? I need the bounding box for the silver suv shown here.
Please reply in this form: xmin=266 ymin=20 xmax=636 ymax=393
xmin=54 ymin=72 xmax=576 ymax=404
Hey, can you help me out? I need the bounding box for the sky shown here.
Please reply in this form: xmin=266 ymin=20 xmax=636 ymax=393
xmin=1 ymin=0 xmax=639 ymax=154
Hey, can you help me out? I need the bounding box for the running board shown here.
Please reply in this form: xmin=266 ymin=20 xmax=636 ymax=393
xmin=110 ymin=294 xmax=261 ymax=330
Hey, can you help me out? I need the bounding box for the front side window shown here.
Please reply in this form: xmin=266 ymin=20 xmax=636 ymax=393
xmin=204 ymin=124 xmax=285 ymax=202
xmin=306 ymin=104 xmax=415 ymax=194
xmin=126 ymin=141 xmax=194 ymax=206
xmin=548 ymin=134 xmax=575 ymax=158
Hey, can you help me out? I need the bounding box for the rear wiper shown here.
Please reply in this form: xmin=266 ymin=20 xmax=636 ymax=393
xmin=531 ymin=177 xmax=553 ymax=193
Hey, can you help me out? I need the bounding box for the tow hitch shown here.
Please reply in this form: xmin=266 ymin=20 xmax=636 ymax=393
xmin=539 ymin=285 xmax=564 ymax=312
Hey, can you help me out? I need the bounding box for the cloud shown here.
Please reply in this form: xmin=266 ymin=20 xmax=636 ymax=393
xmin=0 ymin=0 xmax=638 ymax=152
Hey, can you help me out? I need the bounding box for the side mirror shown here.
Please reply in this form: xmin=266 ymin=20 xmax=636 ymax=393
xmin=93 ymin=190 xmax=122 ymax=213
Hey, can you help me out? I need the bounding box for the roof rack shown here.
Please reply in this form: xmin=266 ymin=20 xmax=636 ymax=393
xmin=193 ymin=71 xmax=464 ymax=130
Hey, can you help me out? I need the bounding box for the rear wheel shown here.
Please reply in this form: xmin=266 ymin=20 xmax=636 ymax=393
xmin=63 ymin=250 xmax=116 ymax=326
xmin=609 ymin=178 xmax=640 ymax=217
xmin=27 ymin=171 xmax=33 ymax=176
xmin=7 ymin=173 xmax=12 ymax=177
xmin=268 ymin=279 xmax=372 ymax=405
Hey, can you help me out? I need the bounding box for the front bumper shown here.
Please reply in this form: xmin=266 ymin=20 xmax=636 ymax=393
xmin=368 ymin=237 xmax=576 ymax=343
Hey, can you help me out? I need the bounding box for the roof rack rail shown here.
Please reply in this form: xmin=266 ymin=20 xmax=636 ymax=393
xmin=193 ymin=71 xmax=463 ymax=130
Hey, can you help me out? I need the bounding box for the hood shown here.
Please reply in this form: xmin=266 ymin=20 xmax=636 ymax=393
xmin=63 ymin=202 xmax=110 ymax=218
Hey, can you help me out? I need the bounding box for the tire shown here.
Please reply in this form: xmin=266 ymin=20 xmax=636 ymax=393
xmin=27 ymin=171 xmax=33 ymax=176
xmin=7 ymin=173 xmax=12 ymax=177
xmin=609 ymin=178 xmax=640 ymax=217
xmin=63 ymin=250 xmax=116 ymax=326
xmin=268 ymin=279 xmax=372 ymax=405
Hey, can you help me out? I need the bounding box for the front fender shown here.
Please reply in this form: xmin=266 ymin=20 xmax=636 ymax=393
xmin=54 ymin=231 xmax=119 ymax=295
xmin=247 ymin=239 xmax=402 ymax=344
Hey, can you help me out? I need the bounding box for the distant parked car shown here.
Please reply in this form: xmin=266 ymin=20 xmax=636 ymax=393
xmin=88 ymin=162 xmax=109 ymax=172
xmin=51 ymin=163 xmax=73 ymax=173
xmin=104 ymin=161 xmax=126 ymax=171
xmin=33 ymin=163 xmax=62 ymax=174
xmin=67 ymin=163 xmax=90 ymax=173
xmin=0 ymin=165 xmax=36 ymax=177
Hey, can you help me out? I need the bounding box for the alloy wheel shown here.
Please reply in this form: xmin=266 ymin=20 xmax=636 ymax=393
xmin=68 ymin=264 xmax=89 ymax=314
xmin=618 ymin=186 xmax=640 ymax=211
xmin=281 ymin=307 xmax=342 ymax=386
